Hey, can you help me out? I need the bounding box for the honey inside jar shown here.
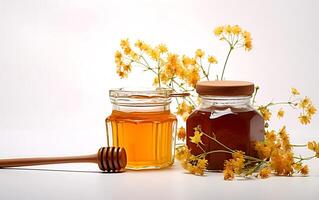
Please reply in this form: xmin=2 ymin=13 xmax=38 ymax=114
xmin=186 ymin=81 xmax=265 ymax=171
xmin=106 ymin=88 xmax=177 ymax=170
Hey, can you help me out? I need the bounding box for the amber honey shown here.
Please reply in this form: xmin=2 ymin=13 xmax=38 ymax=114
xmin=106 ymin=88 xmax=177 ymax=170
xmin=186 ymin=81 xmax=265 ymax=171
xmin=187 ymin=108 xmax=264 ymax=170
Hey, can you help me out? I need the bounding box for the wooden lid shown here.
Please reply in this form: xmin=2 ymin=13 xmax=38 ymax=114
xmin=196 ymin=80 xmax=254 ymax=96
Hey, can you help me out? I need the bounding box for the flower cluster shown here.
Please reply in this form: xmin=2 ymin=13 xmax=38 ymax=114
xmin=175 ymin=145 xmax=207 ymax=176
xmin=214 ymin=25 xmax=252 ymax=51
xmin=114 ymin=25 xmax=318 ymax=180
xmin=256 ymin=87 xmax=316 ymax=126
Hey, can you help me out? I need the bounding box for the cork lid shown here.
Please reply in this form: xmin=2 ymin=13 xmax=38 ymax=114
xmin=196 ymin=80 xmax=254 ymax=96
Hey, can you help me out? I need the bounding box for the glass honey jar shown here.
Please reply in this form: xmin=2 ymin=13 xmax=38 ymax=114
xmin=186 ymin=81 xmax=265 ymax=171
xmin=106 ymin=88 xmax=177 ymax=170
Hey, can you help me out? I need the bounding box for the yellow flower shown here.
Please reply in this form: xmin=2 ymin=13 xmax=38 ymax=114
xmin=195 ymin=49 xmax=205 ymax=58
xmin=177 ymin=127 xmax=186 ymax=141
xmin=134 ymin=40 xmax=144 ymax=49
xmin=122 ymin=63 xmax=132 ymax=72
xmin=291 ymin=87 xmax=300 ymax=96
xmin=243 ymin=31 xmax=251 ymax=40
xmin=157 ymin=44 xmax=168 ymax=54
xmin=277 ymin=108 xmax=285 ymax=119
xmin=207 ymin=55 xmax=218 ymax=64
xmin=278 ymin=126 xmax=291 ymax=151
xmin=223 ymin=168 xmax=234 ymax=180
xmin=225 ymin=25 xmax=232 ymax=34
xmin=299 ymin=97 xmax=311 ymax=109
xmin=299 ymin=114 xmax=311 ymax=125
xmin=258 ymin=106 xmax=272 ymax=121
xmin=292 ymin=163 xmax=302 ymax=171
xmin=116 ymin=69 xmax=128 ymax=79
xmin=190 ymin=130 xmax=203 ymax=145
xmin=186 ymin=66 xmax=200 ymax=87
xmin=231 ymin=25 xmax=242 ymax=35
xmin=307 ymin=141 xmax=319 ymax=157
xmin=120 ymin=38 xmax=130 ymax=49
xmin=232 ymin=151 xmax=245 ymax=160
xmin=270 ymin=150 xmax=294 ymax=176
xmin=114 ymin=51 xmax=122 ymax=61
xmin=265 ymin=130 xmax=277 ymax=142
xmin=152 ymin=77 xmax=159 ymax=86
xmin=176 ymin=101 xmax=193 ymax=116
xmin=307 ymin=104 xmax=317 ymax=116
xmin=259 ymin=168 xmax=271 ymax=179
xmin=244 ymin=39 xmax=252 ymax=51
xmin=300 ymin=165 xmax=309 ymax=175
xmin=147 ymin=48 xmax=160 ymax=60
xmin=214 ymin=26 xmax=224 ymax=36
xmin=175 ymin=145 xmax=190 ymax=161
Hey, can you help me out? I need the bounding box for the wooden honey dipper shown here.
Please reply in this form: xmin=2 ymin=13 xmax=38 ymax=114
xmin=0 ymin=147 xmax=127 ymax=172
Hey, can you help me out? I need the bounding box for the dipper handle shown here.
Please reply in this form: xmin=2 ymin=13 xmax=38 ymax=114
xmin=0 ymin=147 xmax=126 ymax=172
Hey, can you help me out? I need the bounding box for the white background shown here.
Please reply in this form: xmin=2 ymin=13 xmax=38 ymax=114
xmin=0 ymin=0 xmax=319 ymax=199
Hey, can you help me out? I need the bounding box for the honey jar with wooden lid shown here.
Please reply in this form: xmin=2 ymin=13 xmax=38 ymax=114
xmin=186 ymin=81 xmax=265 ymax=171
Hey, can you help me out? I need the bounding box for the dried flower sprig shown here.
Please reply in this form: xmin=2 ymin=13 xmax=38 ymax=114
xmin=115 ymin=25 xmax=252 ymax=140
xmin=114 ymin=25 xmax=318 ymax=180
xmin=176 ymin=124 xmax=317 ymax=180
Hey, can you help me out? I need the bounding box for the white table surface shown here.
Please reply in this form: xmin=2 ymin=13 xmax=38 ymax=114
xmin=0 ymin=160 xmax=318 ymax=200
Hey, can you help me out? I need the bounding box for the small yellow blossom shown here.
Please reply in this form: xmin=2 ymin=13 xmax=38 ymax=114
xmin=122 ymin=63 xmax=132 ymax=72
xmin=225 ymin=25 xmax=232 ymax=34
xmin=223 ymin=168 xmax=234 ymax=180
xmin=195 ymin=49 xmax=205 ymax=58
xmin=207 ymin=55 xmax=218 ymax=64
xmin=292 ymin=163 xmax=302 ymax=171
xmin=176 ymin=101 xmax=193 ymax=118
xmin=214 ymin=26 xmax=224 ymax=36
xmin=277 ymin=108 xmax=285 ymax=119
xmin=307 ymin=104 xmax=317 ymax=116
xmin=291 ymin=87 xmax=300 ymax=96
xmin=259 ymin=168 xmax=271 ymax=179
xmin=278 ymin=126 xmax=291 ymax=151
xmin=307 ymin=141 xmax=319 ymax=157
xmin=190 ymin=130 xmax=203 ymax=145
xmin=120 ymin=38 xmax=130 ymax=49
xmin=177 ymin=127 xmax=186 ymax=141
xmin=231 ymin=25 xmax=242 ymax=35
xmin=300 ymin=165 xmax=309 ymax=175
xmin=258 ymin=106 xmax=272 ymax=121
xmin=157 ymin=44 xmax=168 ymax=53
xmin=175 ymin=145 xmax=191 ymax=161
xmin=244 ymin=39 xmax=252 ymax=51
xmin=299 ymin=97 xmax=311 ymax=109
xmin=299 ymin=114 xmax=311 ymax=125
xmin=114 ymin=51 xmax=122 ymax=61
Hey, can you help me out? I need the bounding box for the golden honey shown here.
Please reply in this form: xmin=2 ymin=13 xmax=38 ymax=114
xmin=106 ymin=88 xmax=177 ymax=170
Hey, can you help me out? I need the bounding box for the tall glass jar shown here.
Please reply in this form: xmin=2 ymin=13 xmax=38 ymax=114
xmin=106 ymin=88 xmax=177 ymax=170
xmin=186 ymin=81 xmax=265 ymax=171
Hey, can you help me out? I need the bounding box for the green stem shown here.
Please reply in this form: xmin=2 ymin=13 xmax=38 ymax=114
xmin=157 ymin=59 xmax=161 ymax=88
xmin=220 ymin=46 xmax=233 ymax=80
xmin=294 ymin=155 xmax=315 ymax=161
xmin=291 ymin=144 xmax=307 ymax=147
xmin=252 ymin=86 xmax=259 ymax=106
xmin=198 ymin=59 xmax=209 ymax=81
xmin=202 ymin=132 xmax=234 ymax=153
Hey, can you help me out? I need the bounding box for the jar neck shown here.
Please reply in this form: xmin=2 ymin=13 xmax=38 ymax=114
xmin=199 ymin=95 xmax=252 ymax=107
xmin=112 ymin=104 xmax=171 ymax=112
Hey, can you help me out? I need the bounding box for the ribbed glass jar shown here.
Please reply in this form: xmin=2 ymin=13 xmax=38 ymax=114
xmin=106 ymin=88 xmax=177 ymax=170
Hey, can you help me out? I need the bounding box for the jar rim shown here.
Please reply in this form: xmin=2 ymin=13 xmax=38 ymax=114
xmin=109 ymin=87 xmax=173 ymax=106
